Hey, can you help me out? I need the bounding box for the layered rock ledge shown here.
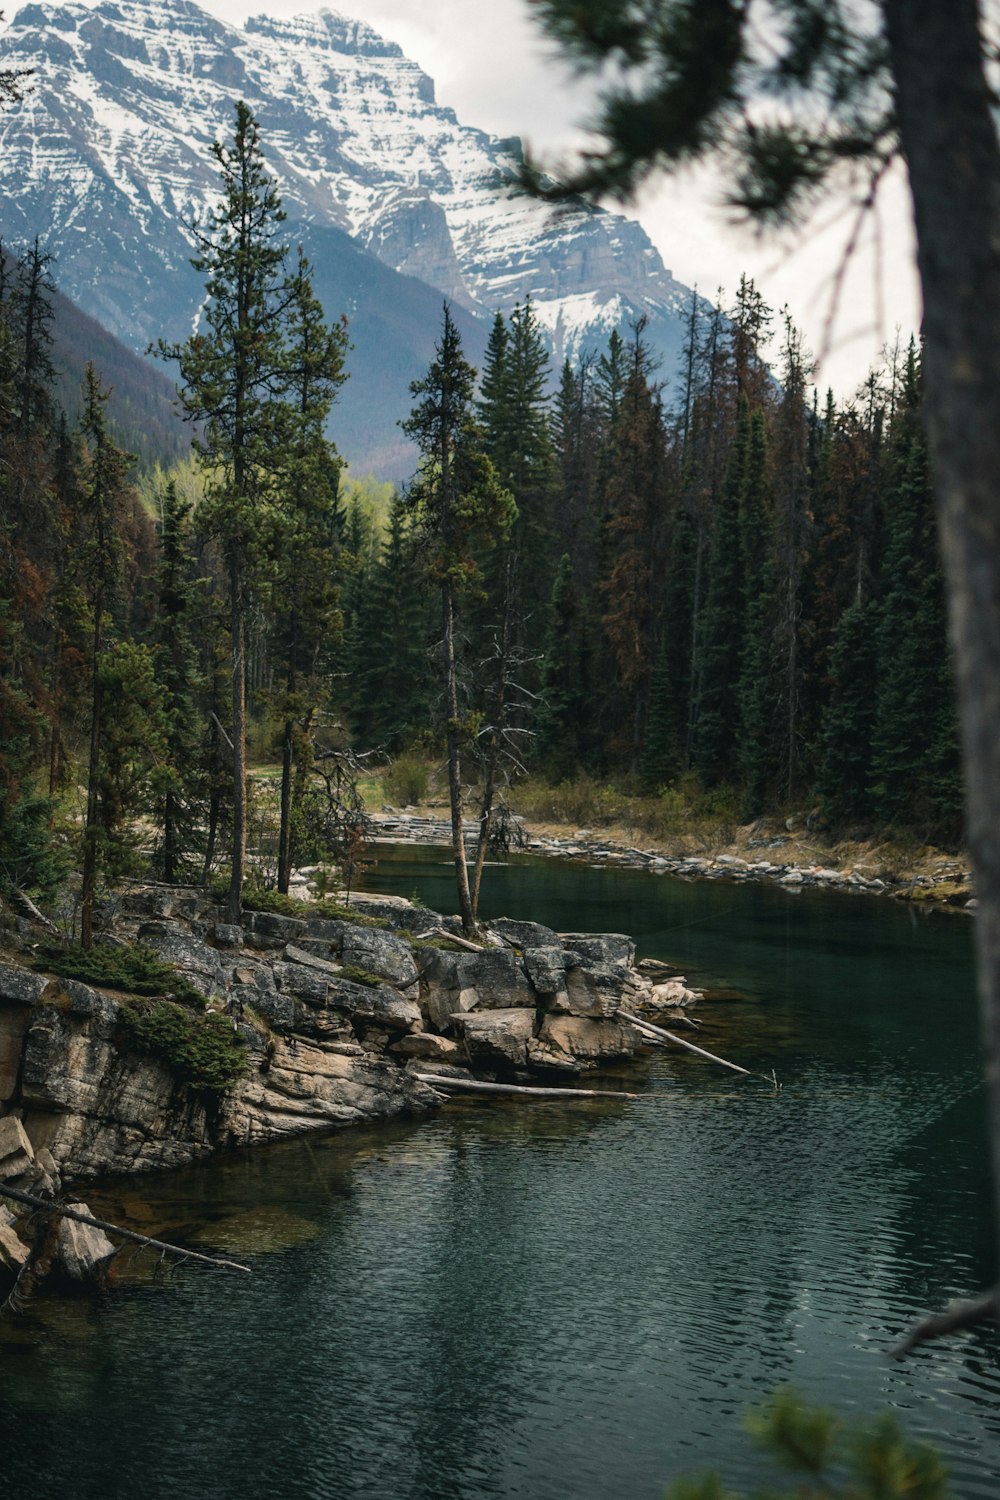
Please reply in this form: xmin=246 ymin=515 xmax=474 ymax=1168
xmin=0 ymin=888 xmax=700 ymax=1202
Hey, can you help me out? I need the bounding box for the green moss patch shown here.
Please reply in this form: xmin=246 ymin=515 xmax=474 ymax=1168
xmin=117 ymin=999 xmax=247 ymax=1092
xmin=34 ymin=944 xmax=206 ymax=1009
xmin=338 ymin=965 xmax=385 ymax=989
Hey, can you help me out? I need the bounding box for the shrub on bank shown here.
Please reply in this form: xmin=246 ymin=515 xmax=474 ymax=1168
xmin=383 ymin=755 xmax=430 ymax=807
xmin=510 ymin=775 xmax=742 ymax=846
xmin=117 ymin=998 xmax=247 ymax=1092
xmin=34 ymin=944 xmax=206 ymax=1009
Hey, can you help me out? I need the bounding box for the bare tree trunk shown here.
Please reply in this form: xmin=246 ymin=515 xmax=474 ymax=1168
xmin=163 ymin=788 xmax=177 ymax=885
xmin=48 ymin=629 xmax=63 ymax=800
xmin=884 ymin=0 xmax=1000 ymax=1280
xmin=80 ymin=590 xmax=103 ymax=949
xmin=471 ymin=753 xmax=497 ymax=923
xmin=471 ymin=558 xmax=516 ymax=922
xmin=277 ymin=698 xmax=294 ymax=894
xmin=786 ymin=555 xmax=798 ymax=801
xmin=228 ymin=546 xmax=247 ymax=924
xmin=443 ymin=579 xmax=475 ymax=935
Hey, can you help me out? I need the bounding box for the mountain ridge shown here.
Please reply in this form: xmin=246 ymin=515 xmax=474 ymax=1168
xmin=0 ymin=0 xmax=701 ymax=474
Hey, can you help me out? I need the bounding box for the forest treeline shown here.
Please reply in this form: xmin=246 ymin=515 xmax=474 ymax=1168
xmin=345 ymin=281 xmax=962 ymax=841
xmin=0 ymin=104 xmax=962 ymax=935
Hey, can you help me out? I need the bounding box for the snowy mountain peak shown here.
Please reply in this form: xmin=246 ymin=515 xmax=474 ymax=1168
xmin=0 ymin=0 xmax=698 ymax=469
xmin=246 ymin=9 xmax=407 ymax=63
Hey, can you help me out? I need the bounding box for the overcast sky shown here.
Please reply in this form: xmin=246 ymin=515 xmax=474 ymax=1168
xmin=18 ymin=0 xmax=922 ymax=394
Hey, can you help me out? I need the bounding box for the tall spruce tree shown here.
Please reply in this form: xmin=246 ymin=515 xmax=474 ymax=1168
xmin=535 ymin=552 xmax=589 ymax=779
xmin=76 ymin=365 xmax=133 ymax=946
xmin=600 ymin=328 xmax=669 ymax=767
xmin=692 ymin=402 xmax=749 ymax=786
xmin=272 ymin=248 xmax=349 ymax=893
xmin=736 ymin=409 xmax=780 ymax=811
xmin=402 ymin=304 xmax=515 ymax=934
xmin=871 ymin=346 xmax=962 ymax=834
xmin=351 ymin=494 xmax=436 ymax=752
xmin=150 ymin=480 xmax=203 ymax=883
xmin=160 ymin=101 xmax=292 ymax=921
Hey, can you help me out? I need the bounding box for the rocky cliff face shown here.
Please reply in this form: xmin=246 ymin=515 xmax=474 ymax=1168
xmin=0 ymin=886 xmax=698 ymax=1192
xmin=0 ymin=0 xmax=699 ymax=473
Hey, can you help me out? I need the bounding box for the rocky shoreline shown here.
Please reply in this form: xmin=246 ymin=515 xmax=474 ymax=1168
xmin=1 ymin=884 xmax=701 ymax=1286
xmin=368 ymin=811 xmax=976 ymax=910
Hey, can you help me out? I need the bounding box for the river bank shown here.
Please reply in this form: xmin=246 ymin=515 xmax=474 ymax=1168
xmin=367 ymin=807 xmax=975 ymax=910
xmin=0 ymin=880 xmax=706 ymax=1287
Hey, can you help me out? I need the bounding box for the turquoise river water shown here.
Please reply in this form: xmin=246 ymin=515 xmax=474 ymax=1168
xmin=1 ymin=845 xmax=998 ymax=1499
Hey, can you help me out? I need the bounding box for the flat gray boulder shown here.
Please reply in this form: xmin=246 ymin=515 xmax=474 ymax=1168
xmin=341 ymin=929 xmax=419 ymax=988
xmin=453 ymin=1009 xmax=535 ymax=1069
xmin=0 ymin=964 xmax=49 ymax=1007
xmin=523 ymin=946 xmax=566 ymax=997
xmin=549 ymin=961 xmax=629 ymax=1018
xmin=344 ymin=982 xmax=421 ymax=1032
xmin=538 ymin=1014 xmax=637 ymax=1062
xmin=244 ymin=910 xmax=308 ymax=945
xmin=561 ymin=933 xmax=636 ymax=968
xmin=489 ymin=917 xmax=562 ymax=950
xmin=273 ymin=962 xmax=330 ymax=1005
xmin=136 ymin=922 xmax=225 ymax=988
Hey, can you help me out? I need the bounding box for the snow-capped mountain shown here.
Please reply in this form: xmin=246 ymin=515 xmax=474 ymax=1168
xmin=0 ymin=0 xmax=698 ymax=471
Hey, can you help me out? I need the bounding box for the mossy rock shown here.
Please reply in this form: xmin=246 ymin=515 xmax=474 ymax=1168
xmin=116 ymin=998 xmax=247 ymax=1092
xmin=34 ymin=944 xmax=206 ymax=1009
xmin=338 ymin=965 xmax=386 ymax=989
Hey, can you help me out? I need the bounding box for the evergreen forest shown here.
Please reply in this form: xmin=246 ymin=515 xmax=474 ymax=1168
xmin=0 ymin=104 xmax=964 ymax=930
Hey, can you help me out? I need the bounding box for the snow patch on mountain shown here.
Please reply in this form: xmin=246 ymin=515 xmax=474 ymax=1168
xmin=0 ymin=0 xmax=696 ymax=372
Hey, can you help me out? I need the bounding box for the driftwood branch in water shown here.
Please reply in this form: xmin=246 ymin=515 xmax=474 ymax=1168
xmin=412 ymin=1073 xmax=637 ymax=1100
xmin=616 ymin=1010 xmax=752 ymax=1076
xmin=0 ymin=1184 xmax=252 ymax=1274
xmin=890 ymin=1291 xmax=998 ymax=1359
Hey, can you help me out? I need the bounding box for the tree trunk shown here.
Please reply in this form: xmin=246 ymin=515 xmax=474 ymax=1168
xmin=471 ymin=558 xmax=516 ymax=922
xmin=48 ymin=628 xmax=63 ymax=800
xmin=228 ymin=545 xmax=247 ymax=924
xmin=471 ymin=754 xmax=497 ymax=924
xmin=883 ymin=0 xmax=1000 ymax=1282
xmin=443 ymin=579 xmax=475 ymax=935
xmin=277 ymin=706 xmax=294 ymax=895
xmin=163 ymin=788 xmax=176 ymax=885
xmin=80 ymin=591 xmax=103 ymax=949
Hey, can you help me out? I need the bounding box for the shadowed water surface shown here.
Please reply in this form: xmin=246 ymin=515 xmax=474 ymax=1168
xmin=1 ymin=848 xmax=997 ymax=1499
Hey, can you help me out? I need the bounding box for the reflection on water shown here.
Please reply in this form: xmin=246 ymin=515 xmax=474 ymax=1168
xmin=1 ymin=849 xmax=998 ymax=1499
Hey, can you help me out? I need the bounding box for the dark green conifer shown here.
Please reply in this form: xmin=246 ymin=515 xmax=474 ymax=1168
xmin=691 ymin=403 xmax=748 ymax=785
xmin=150 ymin=481 xmax=203 ymax=883
xmin=870 ymin=346 xmax=962 ymax=833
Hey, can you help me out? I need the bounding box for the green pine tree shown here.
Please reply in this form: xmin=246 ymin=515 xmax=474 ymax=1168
xmin=150 ymin=481 xmax=204 ymax=883
xmin=402 ymin=303 xmax=515 ymax=934
xmin=271 ymin=247 xmax=349 ymax=892
xmin=159 ymin=101 xmax=293 ymax=922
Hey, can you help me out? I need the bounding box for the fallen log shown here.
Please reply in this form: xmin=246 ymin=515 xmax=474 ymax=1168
xmin=12 ymin=888 xmax=60 ymax=934
xmin=413 ymin=926 xmax=484 ymax=952
xmin=412 ymin=1073 xmax=637 ymax=1101
xmin=616 ymin=1010 xmax=752 ymax=1077
xmin=0 ymin=1184 xmax=252 ymax=1274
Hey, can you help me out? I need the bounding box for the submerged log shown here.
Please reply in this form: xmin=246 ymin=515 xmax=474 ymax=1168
xmin=412 ymin=1073 xmax=637 ymax=1100
xmin=616 ymin=1010 xmax=752 ymax=1077
xmin=0 ymin=1184 xmax=252 ymax=1274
